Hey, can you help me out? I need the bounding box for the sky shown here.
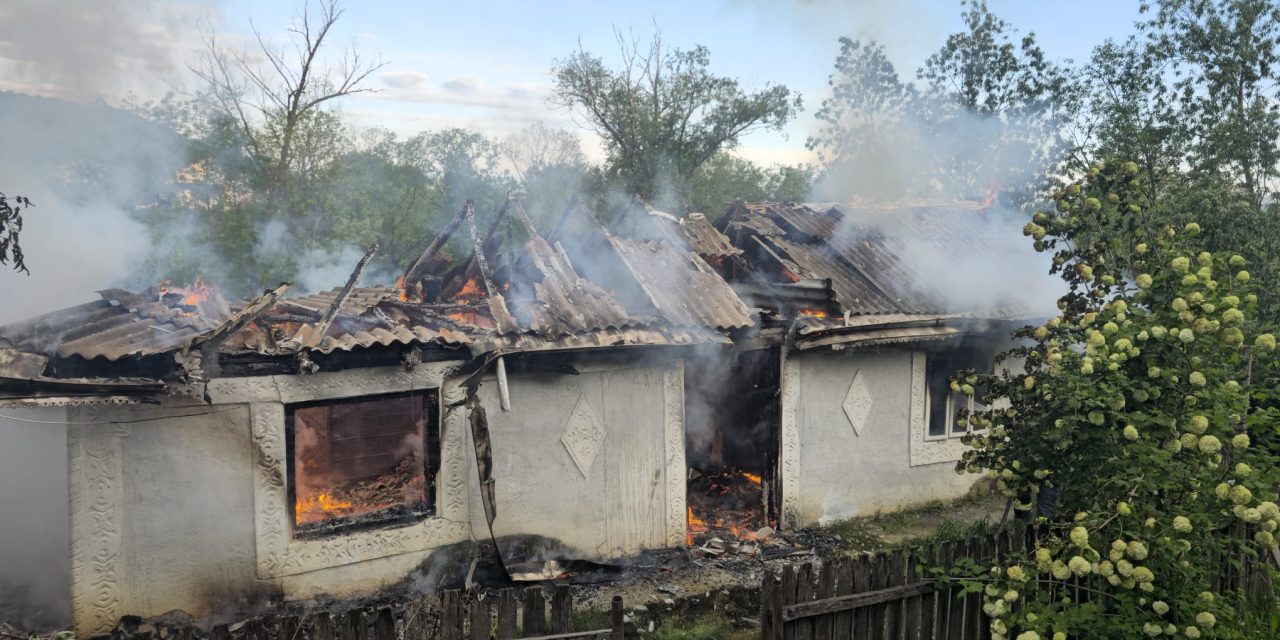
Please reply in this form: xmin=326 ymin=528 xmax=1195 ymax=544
xmin=0 ymin=0 xmax=1146 ymax=167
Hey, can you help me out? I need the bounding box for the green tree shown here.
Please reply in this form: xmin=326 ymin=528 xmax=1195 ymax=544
xmin=954 ymin=161 xmax=1280 ymax=638
xmin=806 ymin=38 xmax=921 ymax=199
xmin=501 ymin=123 xmax=593 ymax=229
xmin=1140 ymin=0 xmax=1280 ymax=209
xmin=917 ymin=0 xmax=1080 ymax=200
xmin=686 ymin=151 xmax=811 ymax=214
xmin=1081 ymin=0 xmax=1280 ymax=324
xmin=550 ymin=29 xmax=801 ymax=209
xmin=808 ymin=1 xmax=1078 ymax=202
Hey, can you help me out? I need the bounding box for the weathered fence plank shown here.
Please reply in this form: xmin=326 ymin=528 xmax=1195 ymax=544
xmin=814 ymin=560 xmax=836 ymax=640
xmin=311 ymin=613 xmax=336 ymax=640
xmin=832 ymin=558 xmax=853 ymax=640
xmin=496 ymin=589 xmax=518 ymax=640
xmin=550 ymin=585 xmax=572 ymax=634
xmin=794 ymin=562 xmax=815 ymax=640
xmin=522 ymin=587 xmax=546 ymax=636
xmin=903 ymin=549 xmax=921 ymax=640
xmin=374 ymin=607 xmax=395 ymax=640
xmin=851 ymin=556 xmax=871 ymax=640
xmin=469 ymin=596 xmax=491 ymax=640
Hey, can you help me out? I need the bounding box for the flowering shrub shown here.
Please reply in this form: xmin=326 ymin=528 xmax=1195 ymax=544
xmin=953 ymin=161 xmax=1280 ymax=638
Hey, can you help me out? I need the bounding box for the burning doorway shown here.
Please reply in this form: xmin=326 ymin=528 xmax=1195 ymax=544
xmin=684 ymin=347 xmax=781 ymax=543
xmin=287 ymin=389 xmax=441 ymax=539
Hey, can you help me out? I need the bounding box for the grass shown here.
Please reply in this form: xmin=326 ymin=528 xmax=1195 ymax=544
xmin=650 ymin=613 xmax=756 ymax=640
xmin=568 ymin=608 xmax=611 ymax=632
xmin=820 ymin=492 xmax=1005 ymax=553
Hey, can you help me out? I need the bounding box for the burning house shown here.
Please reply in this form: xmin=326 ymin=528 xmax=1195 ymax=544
xmin=0 ymin=196 xmax=1034 ymax=635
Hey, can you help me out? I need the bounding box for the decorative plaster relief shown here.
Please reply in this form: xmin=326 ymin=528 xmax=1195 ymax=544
xmin=68 ymin=415 xmax=129 ymax=637
xmin=662 ymin=362 xmax=687 ymax=547
xmin=561 ymin=394 xmax=606 ymax=478
xmin=842 ymin=369 xmax=873 ymax=436
xmin=779 ymin=350 xmax=801 ymax=529
xmin=249 ymin=364 xmax=470 ymax=579
xmin=908 ymin=352 xmax=968 ymax=467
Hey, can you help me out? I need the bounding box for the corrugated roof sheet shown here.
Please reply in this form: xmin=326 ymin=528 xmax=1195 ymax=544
xmin=645 ymin=211 xmax=741 ymax=259
xmin=607 ymin=236 xmax=754 ymax=330
xmin=724 ymin=201 xmax=1020 ymax=317
xmin=0 ymin=294 xmax=220 ymax=362
xmin=278 ymin=286 xmax=399 ymax=316
xmin=508 ymin=233 xmax=642 ymax=337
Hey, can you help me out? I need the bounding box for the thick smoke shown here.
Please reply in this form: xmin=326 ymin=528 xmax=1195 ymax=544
xmin=804 ymin=64 xmax=1067 ymax=316
xmin=0 ymin=0 xmax=189 ymax=102
xmin=0 ymin=93 xmax=186 ymax=323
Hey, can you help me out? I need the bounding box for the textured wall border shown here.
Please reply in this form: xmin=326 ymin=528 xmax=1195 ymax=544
xmin=662 ymin=361 xmax=686 ymax=547
xmin=779 ymin=350 xmax=801 ymax=529
xmin=248 ymin=363 xmax=470 ymax=578
xmin=68 ymin=414 xmax=129 ymax=636
xmin=908 ymin=351 xmax=968 ymax=467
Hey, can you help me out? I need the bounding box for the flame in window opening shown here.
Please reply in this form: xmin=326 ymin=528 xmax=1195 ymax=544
xmin=296 ymin=491 xmax=354 ymax=522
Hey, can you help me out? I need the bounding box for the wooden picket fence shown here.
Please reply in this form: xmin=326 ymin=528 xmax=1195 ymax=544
xmin=760 ymin=522 xmax=1278 ymax=640
xmin=143 ymin=587 xmax=623 ymax=640
xmin=759 ymin=530 xmax=1011 ymax=640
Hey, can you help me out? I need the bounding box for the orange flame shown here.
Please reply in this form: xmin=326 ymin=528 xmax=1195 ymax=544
xmin=455 ymin=278 xmax=484 ymax=299
xmin=295 ymin=491 xmax=354 ymax=523
xmin=686 ymin=505 xmax=708 ymax=545
xmin=160 ymin=280 xmax=212 ymax=309
xmin=799 ymin=309 xmax=828 ymax=318
xmin=395 ymin=275 xmax=409 ymax=302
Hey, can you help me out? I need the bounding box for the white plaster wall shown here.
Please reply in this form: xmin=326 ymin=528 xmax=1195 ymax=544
xmin=63 ymin=401 xmax=264 ymax=636
xmin=64 ymin=356 xmax=684 ymax=634
xmin=472 ymin=355 xmax=685 ymax=559
xmin=117 ymin=404 xmax=262 ymax=620
xmin=789 ymin=349 xmax=977 ymax=527
xmin=0 ymin=409 xmax=70 ymax=630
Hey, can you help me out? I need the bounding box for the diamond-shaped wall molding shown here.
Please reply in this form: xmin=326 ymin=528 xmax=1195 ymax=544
xmin=843 ymin=369 xmax=874 ymax=436
xmin=561 ymin=394 xmax=606 ymax=478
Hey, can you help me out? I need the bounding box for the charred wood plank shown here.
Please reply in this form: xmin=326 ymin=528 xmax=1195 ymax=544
xmin=297 ymin=243 xmax=378 ymax=349
xmin=373 ymin=608 xmax=395 ymax=640
xmin=405 ymin=204 xmax=470 ymax=287
xmin=462 ymin=200 xmax=518 ymax=333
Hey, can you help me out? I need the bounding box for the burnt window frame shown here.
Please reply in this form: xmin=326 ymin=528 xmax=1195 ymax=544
xmin=284 ymin=388 xmax=441 ymax=539
xmin=924 ymin=345 xmax=994 ymax=439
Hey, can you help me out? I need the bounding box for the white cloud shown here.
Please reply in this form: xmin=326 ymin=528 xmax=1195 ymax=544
xmin=380 ymin=70 xmax=428 ymax=89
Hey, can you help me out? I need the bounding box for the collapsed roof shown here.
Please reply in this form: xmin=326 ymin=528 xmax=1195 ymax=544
xmin=0 ymin=196 xmax=1035 ymax=406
